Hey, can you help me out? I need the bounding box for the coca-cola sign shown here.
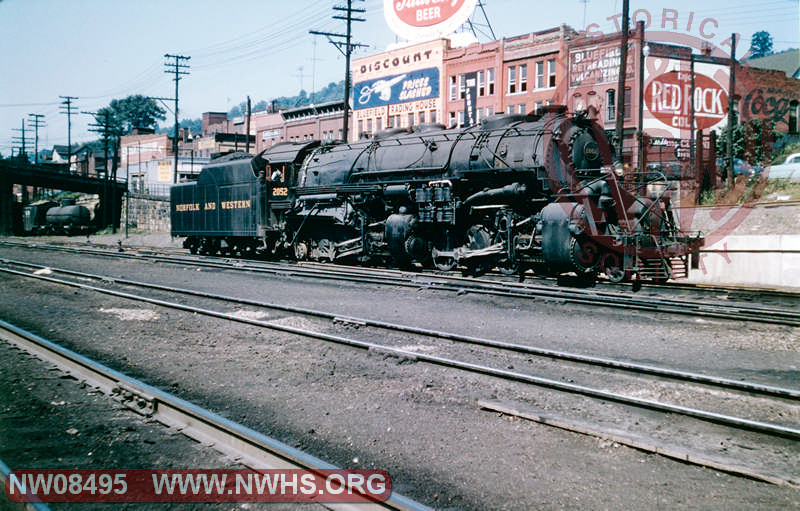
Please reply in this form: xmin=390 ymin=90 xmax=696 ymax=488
xmin=644 ymin=70 xmax=728 ymax=130
xmin=385 ymin=0 xmax=478 ymax=41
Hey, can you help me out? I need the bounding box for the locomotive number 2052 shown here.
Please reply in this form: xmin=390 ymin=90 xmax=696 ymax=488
xmin=272 ymin=187 xmax=288 ymax=197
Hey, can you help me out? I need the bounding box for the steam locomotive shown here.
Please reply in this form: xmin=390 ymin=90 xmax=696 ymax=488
xmin=171 ymin=107 xmax=703 ymax=283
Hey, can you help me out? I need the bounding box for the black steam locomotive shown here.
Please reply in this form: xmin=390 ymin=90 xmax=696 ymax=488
xmin=171 ymin=107 xmax=703 ymax=283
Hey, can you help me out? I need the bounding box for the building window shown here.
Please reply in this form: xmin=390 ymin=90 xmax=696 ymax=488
xmin=536 ymin=61 xmax=544 ymax=89
xmin=624 ymin=87 xmax=632 ymax=120
xmin=486 ymin=106 xmax=494 ymax=116
xmin=449 ymin=75 xmax=458 ymax=101
xmin=367 ymin=119 xmax=373 ymax=135
xmin=487 ymin=68 xmax=495 ymax=95
xmin=430 ymin=110 xmax=437 ymax=124
xmin=508 ymin=66 xmax=517 ymax=94
xmin=449 ymin=111 xmax=457 ymax=128
xmin=573 ymin=93 xmax=583 ymax=113
xmin=457 ymin=110 xmax=465 ymax=127
xmin=478 ymin=70 xmax=485 ymax=96
xmin=790 ymin=100 xmax=799 ymax=133
xmin=520 ymin=64 xmax=528 ymax=92
xmin=408 ymin=113 xmax=414 ymax=127
xmin=518 ymin=104 xmax=526 ymax=114
xmin=419 ymin=111 xmax=426 ymax=124
xmin=459 ymin=74 xmax=466 ymax=99
xmin=358 ymin=120 xmax=364 ymax=137
xmin=547 ymin=59 xmax=556 ymax=88
xmin=377 ymin=118 xmax=383 ymax=131
xmin=606 ymin=89 xmax=616 ymax=122
xmin=507 ymin=105 xmax=515 ymax=114
xmin=534 ymin=101 xmax=543 ymax=114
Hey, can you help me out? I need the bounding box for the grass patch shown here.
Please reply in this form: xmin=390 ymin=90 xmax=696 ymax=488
xmin=760 ymin=179 xmax=800 ymax=202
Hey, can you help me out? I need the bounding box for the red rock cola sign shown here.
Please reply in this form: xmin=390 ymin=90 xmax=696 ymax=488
xmin=644 ymin=70 xmax=728 ymax=130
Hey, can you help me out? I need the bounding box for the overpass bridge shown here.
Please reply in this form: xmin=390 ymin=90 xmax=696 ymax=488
xmin=0 ymin=159 xmax=127 ymax=235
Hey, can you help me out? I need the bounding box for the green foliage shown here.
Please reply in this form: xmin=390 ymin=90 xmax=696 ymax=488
xmin=106 ymin=95 xmax=167 ymax=134
xmin=229 ymin=80 xmax=345 ymax=117
xmin=749 ymin=31 xmax=774 ymax=59
xmin=698 ymin=188 xmax=717 ymax=206
xmin=772 ymin=141 xmax=800 ymax=165
xmin=714 ymin=119 xmax=779 ymax=166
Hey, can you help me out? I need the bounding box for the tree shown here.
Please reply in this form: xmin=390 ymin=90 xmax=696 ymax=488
xmin=749 ymin=31 xmax=773 ymax=59
xmin=105 ymin=95 xmax=166 ymax=134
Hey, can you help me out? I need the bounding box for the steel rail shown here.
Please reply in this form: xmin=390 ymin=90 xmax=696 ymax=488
xmin=0 ymin=458 xmax=51 ymax=511
xmin=2 ymin=240 xmax=799 ymax=326
xmin=0 ymin=319 xmax=430 ymax=511
xmin=3 ymin=257 xmax=799 ymax=402
xmin=2 ymin=267 xmax=800 ymax=442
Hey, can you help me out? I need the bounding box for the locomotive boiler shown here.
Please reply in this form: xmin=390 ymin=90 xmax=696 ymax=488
xmin=171 ymin=107 xmax=703 ymax=283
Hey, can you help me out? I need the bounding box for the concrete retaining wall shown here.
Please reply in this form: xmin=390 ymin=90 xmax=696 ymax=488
xmin=121 ymin=195 xmax=170 ymax=233
xmin=687 ymin=235 xmax=800 ymax=290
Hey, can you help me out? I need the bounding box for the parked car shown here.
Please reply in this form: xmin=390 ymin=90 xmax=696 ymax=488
xmin=715 ymin=158 xmax=762 ymax=177
xmin=766 ymin=153 xmax=800 ymax=181
xmin=646 ymin=162 xmax=682 ymax=180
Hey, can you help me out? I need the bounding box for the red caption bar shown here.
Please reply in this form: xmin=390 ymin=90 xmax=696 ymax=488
xmin=5 ymin=469 xmax=391 ymax=503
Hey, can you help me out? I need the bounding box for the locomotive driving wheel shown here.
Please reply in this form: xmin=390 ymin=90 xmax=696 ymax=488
xmin=431 ymin=230 xmax=457 ymax=272
xmin=600 ymin=252 xmax=627 ymax=283
xmin=463 ymin=224 xmax=493 ymax=276
xmin=317 ymin=239 xmax=336 ymax=262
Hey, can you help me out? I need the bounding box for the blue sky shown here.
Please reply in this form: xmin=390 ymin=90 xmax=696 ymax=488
xmin=1 ymin=0 xmax=797 ymax=155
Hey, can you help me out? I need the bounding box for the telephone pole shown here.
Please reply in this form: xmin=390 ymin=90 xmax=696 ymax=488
xmin=164 ymin=54 xmax=190 ymax=183
xmin=60 ymin=96 xmax=78 ymax=166
xmin=311 ymin=0 xmax=367 ymax=142
xmin=11 ymin=119 xmax=32 ymax=161
xmin=28 ymin=114 xmax=45 ymax=164
xmin=614 ymin=0 xmax=630 ymax=164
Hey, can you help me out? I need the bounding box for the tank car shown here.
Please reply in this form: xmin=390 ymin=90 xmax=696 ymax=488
xmin=171 ymin=107 xmax=703 ymax=283
xmin=45 ymin=199 xmax=93 ymax=235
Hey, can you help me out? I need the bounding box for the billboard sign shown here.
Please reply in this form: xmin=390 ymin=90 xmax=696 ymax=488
xmin=644 ymin=70 xmax=728 ymax=130
xmin=384 ymin=0 xmax=478 ymax=41
xmin=464 ymin=71 xmax=477 ymax=126
xmin=354 ymin=67 xmax=440 ymax=110
xmin=643 ymin=57 xmax=730 ymax=137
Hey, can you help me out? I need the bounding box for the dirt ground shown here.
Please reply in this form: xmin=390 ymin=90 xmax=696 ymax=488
xmin=1 ymin=244 xmax=798 ymax=510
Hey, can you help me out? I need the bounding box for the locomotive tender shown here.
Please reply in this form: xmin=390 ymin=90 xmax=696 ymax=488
xmin=171 ymin=107 xmax=703 ymax=282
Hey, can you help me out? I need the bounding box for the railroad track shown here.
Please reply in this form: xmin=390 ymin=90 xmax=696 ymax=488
xmin=1 ymin=239 xmax=799 ymax=327
xmin=0 ymin=319 xmax=430 ymax=511
xmin=1 ymin=259 xmax=799 ymax=486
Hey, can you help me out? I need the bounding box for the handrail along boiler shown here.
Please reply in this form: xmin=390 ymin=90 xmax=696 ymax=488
xmin=171 ymin=107 xmax=703 ymax=282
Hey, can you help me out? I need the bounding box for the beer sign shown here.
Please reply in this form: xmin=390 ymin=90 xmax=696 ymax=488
xmin=385 ymin=0 xmax=478 ymax=41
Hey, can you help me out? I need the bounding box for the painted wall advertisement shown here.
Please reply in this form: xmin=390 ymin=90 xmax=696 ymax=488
xmin=157 ymin=161 xmax=173 ymax=183
xmin=354 ymin=67 xmax=440 ymax=110
xmin=643 ymin=57 xmax=729 ymax=138
xmin=569 ymin=43 xmax=635 ymax=87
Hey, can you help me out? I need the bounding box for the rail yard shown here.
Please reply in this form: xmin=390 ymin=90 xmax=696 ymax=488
xmin=3 ymin=0 xmax=800 ymax=509
xmin=1 ymin=238 xmax=798 ymax=509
